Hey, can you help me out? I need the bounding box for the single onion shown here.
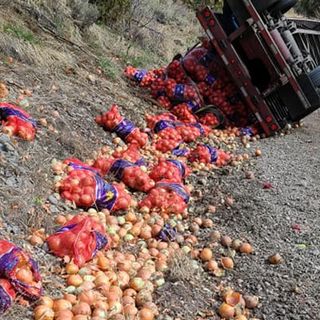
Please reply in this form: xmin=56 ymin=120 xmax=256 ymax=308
xmin=206 ymin=260 xmax=218 ymax=272
xmin=34 ymin=305 xmax=54 ymax=320
xmin=39 ymin=296 xmax=54 ymax=308
xmin=221 ymin=257 xmax=234 ymax=270
xmin=138 ymin=307 xmax=155 ymax=320
xmin=65 ymin=262 xmax=79 ymax=275
xmin=54 ymin=310 xmax=74 ymax=320
xmin=221 ymin=235 xmax=232 ymax=247
xmin=63 ymin=293 xmax=77 ymax=304
xmin=16 ymin=267 xmax=33 ymax=284
xmin=129 ymin=277 xmax=145 ymax=291
xmin=224 ymin=291 xmax=244 ymax=307
xmin=239 ymin=243 xmax=253 ymax=254
xmin=78 ymin=290 xmax=96 ymax=305
xmin=67 ymin=274 xmax=83 ymax=287
xmin=218 ymin=303 xmax=235 ymax=319
xmin=53 ymin=299 xmax=72 ymax=312
xmin=243 ymin=295 xmax=259 ymax=309
xmin=200 ymin=248 xmax=213 ymax=262
xmin=72 ymin=302 xmax=92 ymax=315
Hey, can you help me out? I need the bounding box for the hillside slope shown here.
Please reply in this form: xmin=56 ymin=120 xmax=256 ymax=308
xmin=0 ymin=2 xmax=319 ymax=320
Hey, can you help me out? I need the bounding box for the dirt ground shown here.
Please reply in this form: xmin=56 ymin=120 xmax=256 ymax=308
xmin=2 ymin=62 xmax=318 ymax=320
xmin=218 ymin=112 xmax=320 ymax=320
xmin=152 ymin=113 xmax=320 ymax=320
xmin=0 ymin=5 xmax=320 ymax=320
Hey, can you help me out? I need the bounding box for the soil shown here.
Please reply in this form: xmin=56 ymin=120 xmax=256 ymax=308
xmin=0 ymin=6 xmax=320 ymax=320
xmin=154 ymin=112 xmax=320 ymax=320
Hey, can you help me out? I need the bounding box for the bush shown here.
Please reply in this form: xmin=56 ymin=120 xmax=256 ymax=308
xmin=181 ymin=0 xmax=218 ymax=10
xmin=69 ymin=0 xmax=100 ymax=29
xmin=90 ymin=0 xmax=131 ymax=24
xmin=295 ymin=0 xmax=320 ymax=18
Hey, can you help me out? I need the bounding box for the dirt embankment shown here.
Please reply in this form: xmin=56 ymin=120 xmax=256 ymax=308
xmin=0 ymin=2 xmax=319 ymax=320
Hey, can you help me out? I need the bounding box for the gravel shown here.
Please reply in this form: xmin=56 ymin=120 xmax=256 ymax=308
xmin=212 ymin=111 xmax=320 ymax=320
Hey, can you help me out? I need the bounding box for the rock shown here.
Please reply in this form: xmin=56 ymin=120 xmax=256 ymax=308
xmin=6 ymin=176 xmax=18 ymax=187
xmin=48 ymin=195 xmax=58 ymax=205
xmin=87 ymin=74 xmax=96 ymax=84
xmin=50 ymin=205 xmax=59 ymax=213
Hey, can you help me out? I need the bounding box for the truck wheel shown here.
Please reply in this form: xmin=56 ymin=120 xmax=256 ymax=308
xmin=252 ymin=0 xmax=279 ymax=13
xmin=270 ymin=0 xmax=297 ymax=15
xmin=309 ymin=66 xmax=320 ymax=88
xmin=195 ymin=105 xmax=226 ymax=128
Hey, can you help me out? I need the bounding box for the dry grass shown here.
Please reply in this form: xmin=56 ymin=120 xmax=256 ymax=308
xmin=168 ymin=249 xmax=200 ymax=282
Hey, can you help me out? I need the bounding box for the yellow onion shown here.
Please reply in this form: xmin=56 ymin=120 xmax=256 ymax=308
xmin=39 ymin=296 xmax=54 ymax=308
xmin=67 ymin=274 xmax=83 ymax=287
xmin=123 ymin=304 xmax=138 ymax=317
xmin=97 ymin=255 xmax=109 ymax=271
xmin=206 ymin=260 xmax=218 ymax=272
xmin=200 ymin=248 xmax=213 ymax=262
xmin=221 ymin=257 xmax=234 ymax=270
xmin=54 ymin=310 xmax=73 ymax=320
xmin=239 ymin=243 xmax=253 ymax=254
xmin=72 ymin=302 xmax=92 ymax=316
xmin=135 ymin=289 xmax=153 ymax=307
xmin=65 ymin=262 xmax=79 ymax=275
xmin=29 ymin=234 xmax=44 ymax=246
xmin=95 ymin=274 xmax=109 ymax=287
xmin=138 ymin=307 xmax=155 ymax=320
xmin=92 ymin=308 xmax=108 ymax=318
xmin=78 ymin=290 xmax=96 ymax=305
xmin=63 ymin=293 xmax=77 ymax=305
xmin=218 ymin=303 xmax=235 ymax=319
xmin=129 ymin=277 xmax=145 ymax=291
xmin=117 ymin=270 xmax=130 ymax=288
xmin=34 ymin=305 xmax=54 ymax=320
xmin=53 ymin=299 xmax=72 ymax=312
xmin=224 ymin=291 xmax=244 ymax=307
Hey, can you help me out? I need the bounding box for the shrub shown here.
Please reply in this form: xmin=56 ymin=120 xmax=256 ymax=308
xmin=90 ymin=0 xmax=132 ymax=25
xmin=69 ymin=0 xmax=100 ymax=29
xmin=3 ymin=24 xmax=38 ymax=43
xmin=295 ymin=0 xmax=320 ymax=18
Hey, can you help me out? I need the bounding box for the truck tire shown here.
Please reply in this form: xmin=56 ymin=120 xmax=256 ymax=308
xmin=270 ymin=0 xmax=297 ymax=15
xmin=252 ymin=0 xmax=279 ymax=13
xmin=309 ymin=66 xmax=320 ymax=88
xmin=195 ymin=105 xmax=226 ymax=128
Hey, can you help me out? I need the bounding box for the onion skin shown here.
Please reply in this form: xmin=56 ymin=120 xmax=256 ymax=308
xmin=221 ymin=257 xmax=234 ymax=270
xmin=218 ymin=303 xmax=235 ymax=319
xmin=53 ymin=299 xmax=72 ymax=312
xmin=239 ymin=243 xmax=253 ymax=254
xmin=34 ymin=305 xmax=55 ymax=320
xmin=138 ymin=307 xmax=155 ymax=320
xmin=72 ymin=302 xmax=92 ymax=315
xmin=39 ymin=296 xmax=54 ymax=308
xmin=199 ymin=248 xmax=213 ymax=262
xmin=243 ymin=295 xmax=259 ymax=309
xmin=221 ymin=235 xmax=232 ymax=247
xmin=268 ymin=253 xmax=283 ymax=265
xmin=54 ymin=310 xmax=74 ymax=320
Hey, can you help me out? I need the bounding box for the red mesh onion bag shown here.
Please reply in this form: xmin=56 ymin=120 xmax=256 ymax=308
xmin=47 ymin=215 xmax=109 ymax=267
xmin=139 ymin=180 xmax=189 ymax=214
xmin=0 ymin=240 xmax=42 ymax=300
xmin=0 ymin=103 xmax=36 ymax=141
xmin=59 ymin=168 xmax=132 ymax=211
xmin=149 ymin=159 xmax=190 ymax=183
xmin=103 ymin=158 xmax=155 ymax=193
xmin=0 ymin=279 xmax=15 ymax=314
